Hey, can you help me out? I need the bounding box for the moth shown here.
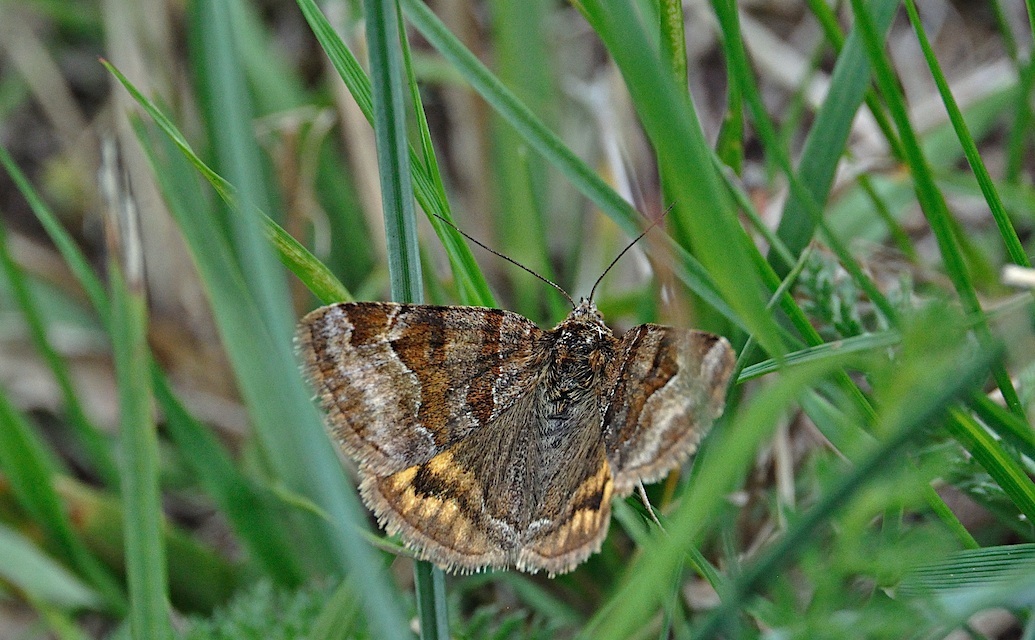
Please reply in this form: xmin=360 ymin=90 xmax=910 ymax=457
xmin=297 ymin=234 xmax=735 ymax=576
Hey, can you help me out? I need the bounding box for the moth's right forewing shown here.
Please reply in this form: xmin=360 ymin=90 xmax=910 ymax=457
xmin=601 ymin=325 xmax=735 ymax=496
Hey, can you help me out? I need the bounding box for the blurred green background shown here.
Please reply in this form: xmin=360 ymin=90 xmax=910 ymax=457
xmin=2 ymin=0 xmax=1035 ymax=638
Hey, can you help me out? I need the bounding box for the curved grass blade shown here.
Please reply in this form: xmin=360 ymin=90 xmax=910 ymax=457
xmin=102 ymin=61 xmax=351 ymax=304
xmin=0 ymin=388 xmax=126 ymax=613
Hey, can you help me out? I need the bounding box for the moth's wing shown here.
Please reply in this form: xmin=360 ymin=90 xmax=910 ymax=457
xmin=361 ymin=393 xmax=615 ymax=576
xmin=358 ymin=393 xmax=539 ymax=574
xmin=601 ymin=325 xmax=734 ymax=496
xmin=516 ymin=429 xmax=615 ymax=576
xmin=359 ymin=444 xmax=514 ymax=573
xmin=297 ymin=302 xmax=546 ymax=475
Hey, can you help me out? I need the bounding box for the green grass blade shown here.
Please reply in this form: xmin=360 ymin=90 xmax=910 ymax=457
xmin=899 ymin=544 xmax=1035 ymax=596
xmin=771 ymin=0 xmax=900 ymax=268
xmin=898 ymin=544 xmax=1035 ymax=634
xmin=738 ymin=329 xmax=900 ymax=382
xmin=0 ymin=522 xmax=102 ymax=610
xmin=1004 ymin=57 xmax=1035 ymax=183
xmin=401 ymin=0 xmax=742 ymax=325
xmin=969 ymin=394 xmax=1035 ymax=462
xmin=0 ymin=217 xmax=119 ymax=487
xmin=0 ymin=388 xmax=126 ymax=612
xmin=102 ymin=62 xmax=350 ymax=304
xmin=264 ymin=214 xmax=354 ymax=304
xmin=693 ymin=344 xmax=1002 ymax=637
xmin=197 ymin=0 xmax=291 ymax=337
xmin=111 ymin=57 xmax=412 ymax=640
xmin=485 ymin=0 xmax=564 ymax=319
xmin=849 ymin=0 xmax=1023 ymax=417
xmin=102 ymin=148 xmax=172 ymax=640
xmin=904 ymin=0 xmax=1028 ymax=268
xmin=364 ymin=0 xmax=422 ymax=304
xmin=0 ymin=145 xmax=108 ymax=322
xmin=364 ymin=0 xmax=441 ymax=635
xmin=414 ymin=560 xmax=450 ymax=640
xmin=574 ymin=1 xmax=781 ymax=353
xmin=295 ymin=0 xmax=494 ymax=307
xmin=151 ymin=372 xmax=305 ymax=586
xmin=945 ymin=408 xmax=1035 ymax=525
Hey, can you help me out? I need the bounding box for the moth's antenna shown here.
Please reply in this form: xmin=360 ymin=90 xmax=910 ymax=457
xmin=587 ymin=206 xmax=671 ymax=302
xmin=432 ymin=214 xmax=576 ymax=309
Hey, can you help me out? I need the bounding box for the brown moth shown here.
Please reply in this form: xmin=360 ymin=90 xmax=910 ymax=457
xmin=297 ymin=293 xmax=735 ymax=576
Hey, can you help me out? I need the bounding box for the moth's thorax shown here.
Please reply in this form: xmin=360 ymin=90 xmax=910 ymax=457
xmin=546 ymin=299 xmax=615 ymax=392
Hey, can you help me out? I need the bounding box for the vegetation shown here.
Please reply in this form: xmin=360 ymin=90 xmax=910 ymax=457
xmin=1 ymin=0 xmax=1035 ymax=638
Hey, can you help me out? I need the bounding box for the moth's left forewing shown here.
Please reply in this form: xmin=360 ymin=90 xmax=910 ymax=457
xmin=601 ymin=325 xmax=735 ymax=496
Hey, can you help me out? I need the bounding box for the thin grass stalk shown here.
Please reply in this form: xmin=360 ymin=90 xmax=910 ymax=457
xmin=101 ymin=145 xmax=172 ymax=640
xmin=848 ymin=0 xmax=1024 ymax=417
xmin=903 ymin=0 xmax=1029 ymax=268
xmin=363 ymin=0 xmax=443 ymax=636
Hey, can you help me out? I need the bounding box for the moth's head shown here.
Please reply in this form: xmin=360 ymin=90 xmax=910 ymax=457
xmin=570 ymin=297 xmax=604 ymax=324
xmin=555 ymin=298 xmax=608 ymax=338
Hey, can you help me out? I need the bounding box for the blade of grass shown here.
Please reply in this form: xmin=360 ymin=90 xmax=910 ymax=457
xmin=560 ymin=1 xmax=784 ymax=353
xmin=0 ymin=216 xmax=119 ymax=487
xmin=771 ymin=0 xmax=900 ymax=270
xmin=363 ymin=0 xmax=443 ymax=636
xmin=100 ymin=143 xmax=172 ymax=640
xmin=295 ymin=0 xmax=494 ymax=307
xmin=399 ymin=0 xmax=740 ymax=326
xmin=945 ymin=408 xmax=1035 ymax=526
xmin=1004 ymin=56 xmax=1035 ymax=184
xmin=0 ymin=388 xmax=126 ymax=612
xmin=109 ymin=48 xmax=413 ymax=640
xmin=904 ymin=0 xmax=1029 ymax=268
xmin=365 ymin=0 xmax=421 ymax=303
xmin=692 ymin=345 xmax=1003 ymax=637
xmin=151 ymin=371 xmax=305 ymax=586
xmin=0 ymin=145 xmax=108 ymax=322
xmin=486 ymin=0 xmax=564 ymax=319
xmin=849 ymin=0 xmax=1023 ymax=419
xmin=101 ymin=62 xmax=352 ymax=304
xmin=0 ymin=523 xmax=102 ymax=610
